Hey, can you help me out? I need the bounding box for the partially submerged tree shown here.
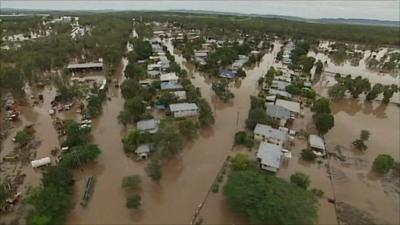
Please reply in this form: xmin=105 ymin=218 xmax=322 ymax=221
xmin=290 ymin=172 xmax=310 ymax=189
xmin=126 ymin=194 xmax=142 ymax=209
xmin=146 ymin=158 xmax=162 ymax=183
xmin=372 ymin=154 xmax=394 ymax=174
xmin=122 ymin=175 xmax=141 ymax=191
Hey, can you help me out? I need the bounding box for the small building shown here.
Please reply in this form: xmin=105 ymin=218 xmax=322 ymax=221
xmin=137 ymin=119 xmax=160 ymax=134
xmin=266 ymin=104 xmax=291 ymax=126
xmin=67 ymin=62 xmax=103 ymax=73
xmin=174 ymin=91 xmax=187 ymax=100
xmin=135 ymin=144 xmax=151 ymax=160
xmin=268 ymin=89 xmax=292 ymax=98
xmin=308 ymin=134 xmax=326 ymax=156
xmin=169 ymin=103 xmax=199 ymax=118
xmin=256 ymin=142 xmax=283 ymax=173
xmin=275 ymin=99 xmax=301 ymax=118
xmin=160 ymin=72 xmax=179 ymax=83
xmin=253 ymin=123 xmax=288 ymax=145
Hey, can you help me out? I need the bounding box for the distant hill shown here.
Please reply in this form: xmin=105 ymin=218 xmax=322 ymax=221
xmin=1 ymin=8 xmax=399 ymax=28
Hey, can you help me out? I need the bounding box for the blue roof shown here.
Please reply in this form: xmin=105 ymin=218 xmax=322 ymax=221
xmin=219 ymin=69 xmax=237 ymax=79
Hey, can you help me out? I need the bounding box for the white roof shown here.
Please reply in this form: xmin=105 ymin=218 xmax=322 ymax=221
xmin=31 ymin=157 xmax=51 ymax=168
xmin=275 ymin=99 xmax=300 ymax=114
xmin=169 ymin=103 xmax=198 ymax=112
xmin=257 ymin=142 xmax=283 ymax=169
xmin=137 ymin=119 xmax=159 ymax=132
xmin=254 ymin=124 xmax=288 ymax=142
xmin=135 ymin=144 xmax=150 ymax=154
xmin=160 ymin=72 xmax=178 ymax=82
xmin=309 ymin=134 xmax=325 ymax=151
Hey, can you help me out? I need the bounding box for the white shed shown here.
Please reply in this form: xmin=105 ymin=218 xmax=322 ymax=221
xmin=31 ymin=157 xmax=51 ymax=168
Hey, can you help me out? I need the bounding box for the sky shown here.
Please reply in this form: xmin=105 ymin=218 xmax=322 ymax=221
xmin=1 ymin=1 xmax=399 ymax=21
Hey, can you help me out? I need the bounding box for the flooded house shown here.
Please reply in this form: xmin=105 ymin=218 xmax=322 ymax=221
xmin=160 ymin=82 xmax=183 ymax=91
xmin=256 ymin=142 xmax=284 ymax=173
xmin=169 ymin=103 xmax=199 ymax=118
xmin=174 ymin=91 xmax=187 ymax=100
xmin=232 ymin=55 xmax=249 ymax=70
xmin=308 ymin=134 xmax=326 ymax=156
xmin=137 ymin=119 xmax=160 ymax=134
xmin=160 ymin=72 xmax=179 ymax=83
xmin=274 ymin=99 xmax=301 ymax=118
xmin=253 ymin=123 xmax=288 ymax=146
xmin=266 ymin=104 xmax=291 ymax=127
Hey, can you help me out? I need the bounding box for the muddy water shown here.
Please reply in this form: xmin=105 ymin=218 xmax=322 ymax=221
xmin=66 ymin=42 xmax=284 ymax=224
xmin=325 ymin=99 xmax=400 ymax=224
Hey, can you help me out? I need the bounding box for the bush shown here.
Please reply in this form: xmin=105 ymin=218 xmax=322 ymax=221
xmin=146 ymin=159 xmax=162 ymax=183
xmin=301 ymin=149 xmax=317 ymax=161
xmin=126 ymin=194 xmax=142 ymax=209
xmin=231 ymin=154 xmax=251 ymax=171
xmin=372 ymin=154 xmax=394 ymax=174
xmin=234 ymin=131 xmax=254 ymax=148
xmin=212 ymin=183 xmax=219 ymax=193
xmin=311 ymin=188 xmax=324 ymax=198
xmin=290 ymin=172 xmax=310 ymax=189
xmin=122 ymin=175 xmax=141 ymax=191
xmin=14 ymin=129 xmax=33 ymax=146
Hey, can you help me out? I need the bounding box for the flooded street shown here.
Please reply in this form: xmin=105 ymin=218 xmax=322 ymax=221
xmin=67 ymin=41 xmax=285 ymax=224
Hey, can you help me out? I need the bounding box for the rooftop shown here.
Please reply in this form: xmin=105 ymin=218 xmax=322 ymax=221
xmin=275 ymin=99 xmax=301 ymax=114
xmin=257 ymin=142 xmax=283 ymax=169
xmin=266 ymin=104 xmax=291 ymax=120
xmin=137 ymin=119 xmax=160 ymax=132
xmin=254 ymin=124 xmax=288 ymax=142
xmin=135 ymin=144 xmax=150 ymax=154
xmin=309 ymin=134 xmax=326 ymax=151
xmin=160 ymin=72 xmax=178 ymax=82
xmin=160 ymin=82 xmax=183 ymax=90
xmin=169 ymin=103 xmax=198 ymax=112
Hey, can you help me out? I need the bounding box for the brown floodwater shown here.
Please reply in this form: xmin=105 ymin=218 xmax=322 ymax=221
xmin=325 ymin=99 xmax=400 ymax=224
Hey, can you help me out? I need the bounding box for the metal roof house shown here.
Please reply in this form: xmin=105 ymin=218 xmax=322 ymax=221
xmin=160 ymin=82 xmax=183 ymax=91
xmin=137 ymin=119 xmax=160 ymax=134
xmin=271 ymin=80 xmax=291 ymax=91
xmin=169 ymin=103 xmax=199 ymax=118
xmin=160 ymin=72 xmax=179 ymax=83
xmin=309 ymin=134 xmax=326 ymax=155
xmin=275 ymin=99 xmax=301 ymax=117
xmin=174 ymin=91 xmax=187 ymax=100
xmin=256 ymin=142 xmax=283 ymax=173
xmin=253 ymin=123 xmax=288 ymax=145
xmin=266 ymin=104 xmax=290 ymax=121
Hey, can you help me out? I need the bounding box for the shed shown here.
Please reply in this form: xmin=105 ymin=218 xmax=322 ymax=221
xmin=67 ymin=62 xmax=103 ymax=71
xmin=160 ymin=72 xmax=178 ymax=83
xmin=135 ymin=144 xmax=150 ymax=160
xmin=275 ymin=99 xmax=300 ymax=115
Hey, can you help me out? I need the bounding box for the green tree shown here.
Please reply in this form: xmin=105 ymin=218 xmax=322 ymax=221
xmin=123 ymin=96 xmax=146 ymax=122
xmin=314 ymin=60 xmax=323 ymax=75
xmin=14 ymin=129 xmax=33 ymax=146
xmin=122 ymin=175 xmax=141 ymax=191
xmin=366 ymin=83 xmax=384 ymax=101
xmin=42 ymin=166 xmax=74 ymax=190
xmin=328 ymin=83 xmax=346 ymax=100
xmin=312 ymin=98 xmax=331 ymax=114
xmin=223 ymin=169 xmax=318 ymax=225
xmin=372 ymin=154 xmax=394 ymax=174
xmin=178 ymin=119 xmax=198 ymax=139
xmin=314 ymin=113 xmax=334 ymax=134
xmin=212 ymin=79 xmax=234 ymax=102
xmin=63 ymin=121 xmax=90 ymax=147
xmin=246 ymin=107 xmax=272 ymax=129
xmin=126 ymin=194 xmax=142 ymax=209
xmin=156 ymin=126 xmax=184 ymax=158
xmin=197 ymin=99 xmax=215 ymax=127
xmin=120 ymin=79 xmax=141 ymax=99
xmin=87 ymin=95 xmax=102 ymax=118
xmin=231 ymin=154 xmax=251 ymax=171
xmin=146 ymin=158 xmax=162 ymax=183
xmin=158 ymin=92 xmax=179 ymax=106
xmin=301 ymin=149 xmax=317 ymax=161
xmin=290 ymin=172 xmax=310 ymax=189
xmin=60 ymin=144 xmax=101 ymax=169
